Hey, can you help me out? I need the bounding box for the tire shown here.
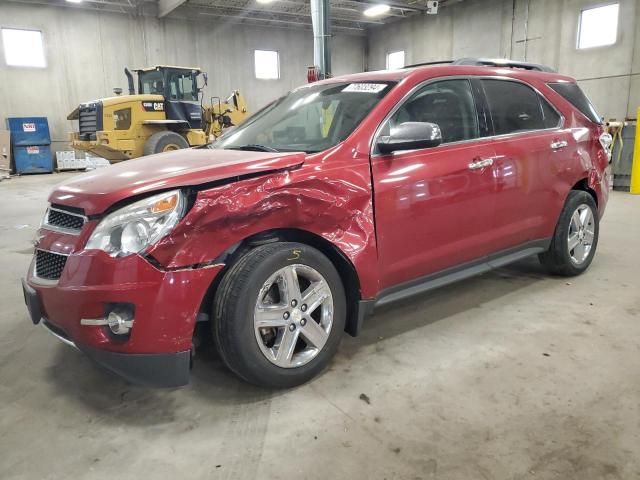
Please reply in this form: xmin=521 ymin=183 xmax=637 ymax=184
xmin=213 ymin=242 xmax=346 ymax=388
xmin=143 ymin=131 xmax=189 ymax=155
xmin=539 ymin=190 xmax=599 ymax=276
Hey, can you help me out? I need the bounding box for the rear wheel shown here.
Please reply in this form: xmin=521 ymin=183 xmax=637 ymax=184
xmin=143 ymin=131 xmax=189 ymax=155
xmin=539 ymin=190 xmax=599 ymax=276
xmin=213 ymin=242 xmax=346 ymax=388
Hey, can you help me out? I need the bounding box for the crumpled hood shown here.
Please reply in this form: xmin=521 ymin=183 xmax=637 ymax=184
xmin=49 ymin=148 xmax=306 ymax=215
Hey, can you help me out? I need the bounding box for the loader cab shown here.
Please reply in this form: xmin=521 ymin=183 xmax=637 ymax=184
xmin=135 ymin=66 xmax=204 ymax=129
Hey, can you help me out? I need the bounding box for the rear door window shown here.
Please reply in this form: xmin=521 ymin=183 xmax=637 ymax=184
xmin=482 ymin=79 xmax=556 ymax=135
xmin=548 ymin=82 xmax=602 ymax=124
xmin=540 ymin=96 xmax=562 ymax=128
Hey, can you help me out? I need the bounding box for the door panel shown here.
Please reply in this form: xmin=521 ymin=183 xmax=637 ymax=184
xmin=490 ymin=130 xmax=571 ymax=249
xmin=166 ymin=101 xmax=202 ymax=129
xmin=372 ymin=141 xmax=498 ymax=290
xmin=372 ymin=78 xmax=500 ymax=289
xmin=480 ymin=79 xmax=568 ymax=250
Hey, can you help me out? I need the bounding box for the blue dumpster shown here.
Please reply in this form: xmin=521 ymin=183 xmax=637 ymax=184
xmin=5 ymin=117 xmax=53 ymax=173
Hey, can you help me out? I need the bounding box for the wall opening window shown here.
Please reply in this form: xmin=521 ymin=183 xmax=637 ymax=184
xmin=577 ymin=3 xmax=619 ymax=49
xmin=255 ymin=50 xmax=279 ymax=79
xmin=386 ymin=50 xmax=405 ymax=70
xmin=1 ymin=28 xmax=46 ymax=67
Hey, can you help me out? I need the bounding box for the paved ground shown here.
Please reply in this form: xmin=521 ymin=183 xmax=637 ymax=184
xmin=1 ymin=172 xmax=639 ymax=480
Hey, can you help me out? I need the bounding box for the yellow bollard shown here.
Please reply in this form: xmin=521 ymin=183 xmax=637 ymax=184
xmin=632 ymin=107 xmax=640 ymax=194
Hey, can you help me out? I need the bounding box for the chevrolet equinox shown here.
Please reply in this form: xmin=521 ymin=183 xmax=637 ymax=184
xmin=23 ymin=59 xmax=611 ymax=388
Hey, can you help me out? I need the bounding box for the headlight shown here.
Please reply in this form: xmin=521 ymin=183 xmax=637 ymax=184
xmin=86 ymin=190 xmax=186 ymax=257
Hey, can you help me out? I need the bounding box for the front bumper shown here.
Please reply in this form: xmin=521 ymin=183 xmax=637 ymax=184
xmin=24 ymin=250 xmax=223 ymax=386
xmin=24 ymin=280 xmax=190 ymax=386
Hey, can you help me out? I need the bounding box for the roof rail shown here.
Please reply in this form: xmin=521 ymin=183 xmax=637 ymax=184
xmin=403 ymin=60 xmax=454 ymax=68
xmin=452 ymin=58 xmax=556 ymax=73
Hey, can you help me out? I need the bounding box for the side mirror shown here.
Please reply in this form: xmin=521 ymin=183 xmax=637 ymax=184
xmin=197 ymin=73 xmax=208 ymax=91
xmin=377 ymin=122 xmax=442 ymax=154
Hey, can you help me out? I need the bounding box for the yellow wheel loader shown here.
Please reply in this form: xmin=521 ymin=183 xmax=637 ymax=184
xmin=67 ymin=66 xmax=248 ymax=161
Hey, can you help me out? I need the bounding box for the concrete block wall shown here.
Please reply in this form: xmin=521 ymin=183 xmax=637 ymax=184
xmin=0 ymin=3 xmax=365 ymax=153
xmin=367 ymin=0 xmax=639 ymax=121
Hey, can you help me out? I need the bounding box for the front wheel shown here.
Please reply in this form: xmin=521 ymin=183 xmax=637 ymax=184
xmin=539 ymin=190 xmax=599 ymax=276
xmin=213 ymin=242 xmax=346 ymax=388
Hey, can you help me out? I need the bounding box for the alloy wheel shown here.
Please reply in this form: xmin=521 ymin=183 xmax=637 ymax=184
xmin=568 ymin=203 xmax=595 ymax=265
xmin=254 ymin=264 xmax=334 ymax=368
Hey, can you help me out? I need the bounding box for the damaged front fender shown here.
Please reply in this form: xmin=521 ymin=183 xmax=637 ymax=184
xmin=147 ymin=150 xmax=379 ymax=298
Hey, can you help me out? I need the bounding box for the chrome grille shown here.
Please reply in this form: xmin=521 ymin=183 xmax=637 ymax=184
xmin=35 ymin=250 xmax=68 ymax=281
xmin=45 ymin=208 xmax=85 ymax=233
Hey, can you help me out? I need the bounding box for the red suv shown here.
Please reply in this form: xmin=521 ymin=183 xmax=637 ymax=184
xmin=23 ymin=59 xmax=611 ymax=388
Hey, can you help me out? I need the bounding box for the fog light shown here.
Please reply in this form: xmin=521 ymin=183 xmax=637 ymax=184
xmin=81 ymin=305 xmax=134 ymax=335
xmin=107 ymin=310 xmax=133 ymax=335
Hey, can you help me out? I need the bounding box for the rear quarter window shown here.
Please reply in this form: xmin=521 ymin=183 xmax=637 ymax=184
xmin=548 ymin=82 xmax=602 ymax=124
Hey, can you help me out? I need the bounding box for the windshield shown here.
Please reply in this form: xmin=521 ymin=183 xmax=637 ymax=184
xmin=212 ymin=81 xmax=395 ymax=153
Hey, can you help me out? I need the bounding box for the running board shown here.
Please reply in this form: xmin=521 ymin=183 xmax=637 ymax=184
xmin=375 ymin=239 xmax=550 ymax=308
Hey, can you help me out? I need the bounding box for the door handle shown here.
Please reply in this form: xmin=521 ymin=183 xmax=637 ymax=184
xmin=468 ymin=157 xmax=494 ymax=170
xmin=550 ymin=140 xmax=568 ymax=150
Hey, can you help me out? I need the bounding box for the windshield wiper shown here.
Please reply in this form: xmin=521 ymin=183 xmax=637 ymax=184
xmin=228 ymin=144 xmax=280 ymax=153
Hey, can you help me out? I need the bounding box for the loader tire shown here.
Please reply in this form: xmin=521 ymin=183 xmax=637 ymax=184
xmin=143 ymin=131 xmax=189 ymax=156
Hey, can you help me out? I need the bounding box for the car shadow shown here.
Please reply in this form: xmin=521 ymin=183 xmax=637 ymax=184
xmin=43 ymin=257 xmax=549 ymax=425
xmin=45 ymin=342 xmax=279 ymax=427
xmin=344 ymin=257 xmax=550 ymax=349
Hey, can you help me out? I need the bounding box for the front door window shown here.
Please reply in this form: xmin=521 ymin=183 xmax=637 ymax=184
xmin=386 ymin=79 xmax=480 ymax=144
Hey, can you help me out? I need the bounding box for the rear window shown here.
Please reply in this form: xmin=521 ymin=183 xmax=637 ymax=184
xmin=548 ymin=82 xmax=602 ymax=124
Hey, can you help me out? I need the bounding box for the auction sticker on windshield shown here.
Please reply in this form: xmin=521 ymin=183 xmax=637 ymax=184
xmin=343 ymin=83 xmax=387 ymax=93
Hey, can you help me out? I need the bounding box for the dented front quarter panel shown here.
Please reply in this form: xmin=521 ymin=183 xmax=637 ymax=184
xmin=147 ymin=143 xmax=380 ymax=298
